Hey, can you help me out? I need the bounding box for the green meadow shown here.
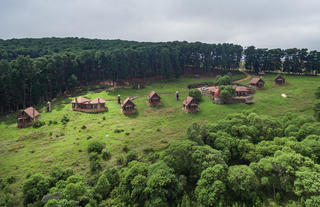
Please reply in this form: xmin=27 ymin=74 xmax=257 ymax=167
xmin=0 ymin=73 xmax=319 ymax=192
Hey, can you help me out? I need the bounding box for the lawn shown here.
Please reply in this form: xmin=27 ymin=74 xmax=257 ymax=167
xmin=0 ymin=73 xmax=319 ymax=193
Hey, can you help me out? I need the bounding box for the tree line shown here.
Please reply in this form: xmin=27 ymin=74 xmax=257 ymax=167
xmin=244 ymin=46 xmax=320 ymax=75
xmin=2 ymin=112 xmax=320 ymax=206
xmin=0 ymin=38 xmax=242 ymax=113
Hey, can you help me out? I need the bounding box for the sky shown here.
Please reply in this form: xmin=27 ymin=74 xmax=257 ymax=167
xmin=1 ymin=0 xmax=320 ymax=50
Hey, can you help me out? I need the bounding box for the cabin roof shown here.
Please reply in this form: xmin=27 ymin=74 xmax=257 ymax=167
xmin=23 ymin=107 xmax=39 ymax=119
xmin=249 ymin=77 xmax=264 ymax=84
xmin=233 ymin=85 xmax=251 ymax=92
xmin=183 ymin=96 xmax=196 ymax=106
xmin=72 ymin=97 xmax=90 ymax=103
xmin=274 ymin=74 xmax=285 ymax=80
xmin=122 ymin=97 xmax=135 ymax=107
xmin=90 ymin=97 xmax=106 ymax=104
xmin=147 ymin=91 xmax=160 ymax=100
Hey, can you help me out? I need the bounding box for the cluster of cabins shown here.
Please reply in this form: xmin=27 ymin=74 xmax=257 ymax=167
xmin=17 ymin=74 xmax=286 ymax=127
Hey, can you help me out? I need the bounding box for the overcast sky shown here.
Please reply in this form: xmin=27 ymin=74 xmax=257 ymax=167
xmin=1 ymin=0 xmax=320 ymax=50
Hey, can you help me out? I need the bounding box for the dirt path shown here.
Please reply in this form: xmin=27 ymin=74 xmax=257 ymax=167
xmin=234 ymin=69 xmax=251 ymax=83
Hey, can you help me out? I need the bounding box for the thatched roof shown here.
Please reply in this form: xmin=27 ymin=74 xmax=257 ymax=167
xmin=90 ymin=98 xmax=106 ymax=104
xmin=249 ymin=77 xmax=264 ymax=84
xmin=23 ymin=107 xmax=39 ymax=119
xmin=72 ymin=97 xmax=90 ymax=103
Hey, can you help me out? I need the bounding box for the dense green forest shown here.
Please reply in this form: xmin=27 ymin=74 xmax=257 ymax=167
xmin=2 ymin=112 xmax=320 ymax=206
xmin=0 ymin=38 xmax=320 ymax=114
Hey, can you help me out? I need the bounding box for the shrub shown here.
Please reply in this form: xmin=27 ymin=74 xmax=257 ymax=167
xmin=33 ymin=120 xmax=45 ymax=128
xmin=143 ymin=147 xmax=154 ymax=154
xmin=90 ymin=154 xmax=102 ymax=173
xmin=219 ymin=85 xmax=236 ymax=101
xmin=102 ymin=149 xmax=111 ymax=161
xmin=87 ymin=136 xmax=92 ymax=140
xmin=87 ymin=141 xmax=104 ymax=154
xmin=116 ymin=156 xmax=125 ymax=165
xmin=125 ymin=132 xmax=130 ymax=136
xmin=122 ymin=145 xmax=129 ymax=153
xmin=81 ymin=125 xmax=87 ymax=130
xmin=114 ymin=129 xmax=124 ymax=133
xmin=189 ymin=89 xmax=202 ymax=103
xmin=102 ymin=116 xmax=106 ymax=120
xmin=6 ymin=176 xmax=16 ymax=184
xmin=126 ymin=151 xmax=138 ymax=164
xmin=22 ymin=174 xmax=50 ymax=205
xmin=61 ymin=115 xmax=70 ymax=125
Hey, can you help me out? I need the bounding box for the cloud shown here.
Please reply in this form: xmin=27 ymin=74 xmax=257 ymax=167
xmin=1 ymin=0 xmax=320 ymax=50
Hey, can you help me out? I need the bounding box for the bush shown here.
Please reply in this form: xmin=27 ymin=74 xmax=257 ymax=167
xmin=114 ymin=129 xmax=124 ymax=133
xmin=102 ymin=149 xmax=111 ymax=161
xmin=22 ymin=174 xmax=50 ymax=205
xmin=122 ymin=145 xmax=129 ymax=153
xmin=125 ymin=132 xmax=130 ymax=136
xmin=87 ymin=136 xmax=92 ymax=140
xmin=189 ymin=89 xmax=202 ymax=103
xmin=81 ymin=125 xmax=86 ymax=130
xmin=143 ymin=147 xmax=155 ymax=154
xmin=102 ymin=116 xmax=106 ymax=120
xmin=315 ymin=87 xmax=320 ymax=99
xmin=116 ymin=156 xmax=125 ymax=165
xmin=61 ymin=115 xmax=70 ymax=125
xmin=219 ymin=85 xmax=236 ymax=101
xmin=87 ymin=141 xmax=104 ymax=154
xmin=90 ymin=154 xmax=102 ymax=173
xmin=6 ymin=176 xmax=16 ymax=184
xmin=126 ymin=151 xmax=138 ymax=164
xmin=33 ymin=120 xmax=45 ymax=128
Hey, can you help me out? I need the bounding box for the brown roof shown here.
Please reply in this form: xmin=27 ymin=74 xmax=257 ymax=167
xmin=23 ymin=107 xmax=39 ymax=119
xmin=122 ymin=97 xmax=135 ymax=107
xmin=183 ymin=96 xmax=196 ymax=106
xmin=90 ymin=97 xmax=106 ymax=104
xmin=249 ymin=77 xmax=264 ymax=84
xmin=72 ymin=97 xmax=90 ymax=103
xmin=147 ymin=91 xmax=160 ymax=100
xmin=233 ymin=85 xmax=251 ymax=92
xmin=274 ymin=74 xmax=285 ymax=80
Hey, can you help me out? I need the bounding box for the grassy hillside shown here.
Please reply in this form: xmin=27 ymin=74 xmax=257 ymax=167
xmin=0 ymin=73 xmax=319 ymax=193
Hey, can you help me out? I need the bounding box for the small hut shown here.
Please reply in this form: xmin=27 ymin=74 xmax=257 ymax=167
xmin=233 ymin=85 xmax=251 ymax=96
xmin=122 ymin=97 xmax=136 ymax=114
xmin=17 ymin=107 xmax=39 ymax=128
xmin=183 ymin=96 xmax=198 ymax=113
xmin=249 ymin=77 xmax=264 ymax=89
xmin=72 ymin=97 xmax=90 ymax=111
xmin=274 ymin=74 xmax=285 ymax=85
xmin=147 ymin=91 xmax=161 ymax=106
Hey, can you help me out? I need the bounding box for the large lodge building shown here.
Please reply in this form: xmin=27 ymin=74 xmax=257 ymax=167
xmin=72 ymin=97 xmax=107 ymax=113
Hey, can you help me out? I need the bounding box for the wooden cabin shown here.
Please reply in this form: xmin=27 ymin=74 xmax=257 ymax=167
xmin=122 ymin=97 xmax=136 ymax=114
xmin=72 ymin=97 xmax=107 ymax=113
xmin=17 ymin=107 xmax=39 ymax=128
xmin=274 ymin=74 xmax=285 ymax=85
xmin=249 ymin=77 xmax=264 ymax=89
xmin=233 ymin=85 xmax=251 ymax=96
xmin=183 ymin=96 xmax=198 ymax=113
xmin=147 ymin=91 xmax=161 ymax=106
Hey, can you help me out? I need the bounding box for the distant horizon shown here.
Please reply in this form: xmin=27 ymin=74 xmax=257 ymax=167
xmin=0 ymin=36 xmax=318 ymax=51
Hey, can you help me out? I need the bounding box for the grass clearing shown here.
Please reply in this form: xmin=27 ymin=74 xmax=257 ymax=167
xmin=0 ymin=74 xmax=319 ymax=192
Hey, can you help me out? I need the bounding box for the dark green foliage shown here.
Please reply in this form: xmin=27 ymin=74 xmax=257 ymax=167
xmin=87 ymin=141 xmax=104 ymax=154
xmin=6 ymin=176 xmax=16 ymax=184
xmin=313 ymin=100 xmax=320 ymax=121
xmin=114 ymin=129 xmax=124 ymax=133
xmin=215 ymin=75 xmax=232 ymax=86
xmin=44 ymin=199 xmax=75 ymax=207
xmin=315 ymin=87 xmax=320 ymax=99
xmin=101 ymin=149 xmax=111 ymax=161
xmin=122 ymin=145 xmax=129 ymax=153
xmin=22 ymin=174 xmax=50 ymax=205
xmin=126 ymin=151 xmax=138 ymax=164
xmin=219 ymin=85 xmax=235 ymax=100
xmin=32 ymin=120 xmax=45 ymax=128
xmin=81 ymin=125 xmax=86 ymax=129
xmin=66 ymin=74 xmax=79 ymax=90
xmin=188 ymin=89 xmax=202 ymax=103
xmin=61 ymin=115 xmax=70 ymax=125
